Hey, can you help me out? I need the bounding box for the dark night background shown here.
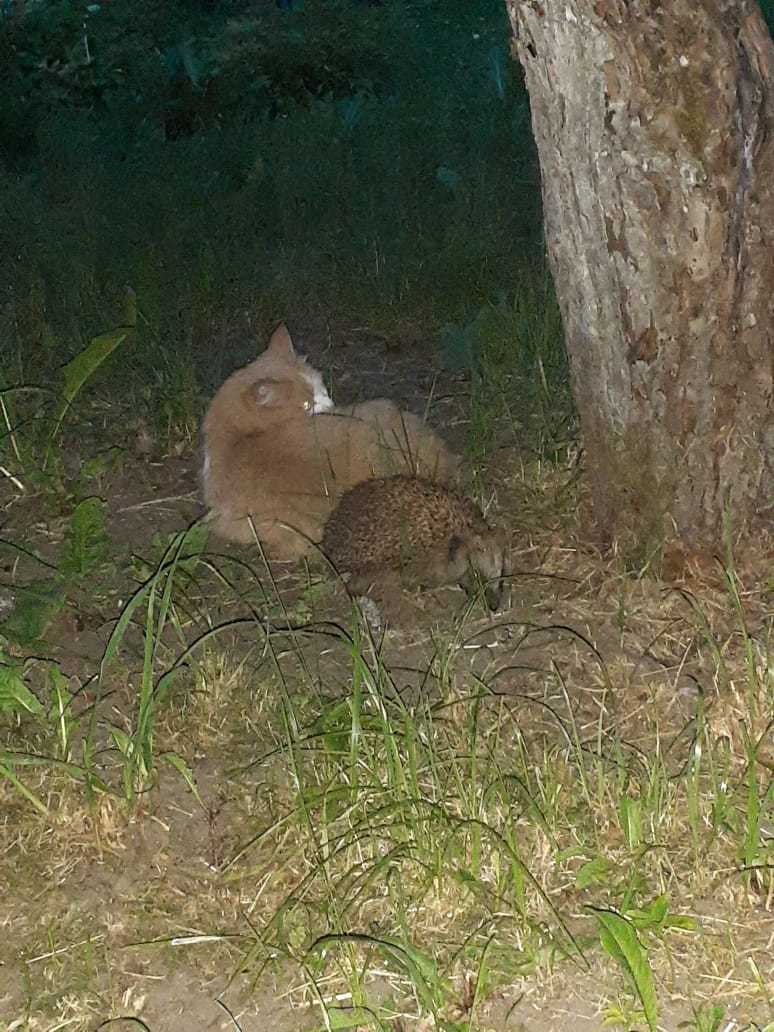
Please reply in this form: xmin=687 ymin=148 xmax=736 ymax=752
xmin=2 ymin=0 xmax=773 ymax=412
xmin=0 ymin=1 xmax=541 ymax=404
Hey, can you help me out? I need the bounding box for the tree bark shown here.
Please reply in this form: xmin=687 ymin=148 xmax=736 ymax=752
xmin=506 ymin=0 xmax=774 ymax=565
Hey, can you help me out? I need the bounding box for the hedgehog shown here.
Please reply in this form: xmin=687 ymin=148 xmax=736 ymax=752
xmin=322 ymin=474 xmax=509 ymax=612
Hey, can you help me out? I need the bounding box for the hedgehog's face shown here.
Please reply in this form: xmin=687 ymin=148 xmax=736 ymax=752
xmin=449 ymin=529 xmax=509 ymax=611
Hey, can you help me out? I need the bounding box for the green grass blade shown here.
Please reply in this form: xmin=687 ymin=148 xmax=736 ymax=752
xmin=310 ymin=933 xmax=446 ymax=1017
xmin=161 ymin=752 xmax=206 ymax=811
xmin=311 ymin=1006 xmax=387 ymax=1031
xmin=0 ymin=760 xmax=49 ymax=815
xmin=100 ymin=577 xmax=152 ymax=677
xmin=0 ymin=750 xmax=110 ymax=791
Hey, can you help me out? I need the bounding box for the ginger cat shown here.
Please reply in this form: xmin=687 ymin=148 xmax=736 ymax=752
xmin=202 ymin=324 xmax=458 ymax=557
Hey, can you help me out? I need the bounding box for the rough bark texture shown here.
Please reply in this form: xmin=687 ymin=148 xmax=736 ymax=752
xmin=506 ymin=0 xmax=774 ymax=561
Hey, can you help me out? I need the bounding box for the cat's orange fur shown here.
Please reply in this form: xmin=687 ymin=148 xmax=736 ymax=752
xmin=202 ymin=324 xmax=458 ymax=557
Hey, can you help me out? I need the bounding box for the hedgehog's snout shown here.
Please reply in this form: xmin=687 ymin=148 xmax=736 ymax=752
xmin=484 ymin=530 xmax=510 ymax=611
xmin=478 ymin=558 xmax=505 ymax=611
xmin=483 ymin=577 xmax=503 ymax=612
xmin=489 ymin=533 xmax=512 ymax=610
xmin=459 ymin=564 xmax=503 ymax=611
xmin=450 ymin=531 xmax=507 ymax=612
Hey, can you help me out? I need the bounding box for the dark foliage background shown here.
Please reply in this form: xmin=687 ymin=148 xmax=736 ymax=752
xmin=5 ymin=0 xmax=769 ymax=421
xmin=0 ymin=0 xmax=543 ymax=405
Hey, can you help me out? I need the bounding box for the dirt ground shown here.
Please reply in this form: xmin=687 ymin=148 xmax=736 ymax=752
xmin=1 ymin=325 xmax=772 ymax=1032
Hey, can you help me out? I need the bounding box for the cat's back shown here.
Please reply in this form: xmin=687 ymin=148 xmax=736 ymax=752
xmin=302 ymin=409 xmax=458 ymax=502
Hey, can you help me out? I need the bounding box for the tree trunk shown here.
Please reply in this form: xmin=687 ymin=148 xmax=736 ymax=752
xmin=506 ymin=0 xmax=774 ymax=565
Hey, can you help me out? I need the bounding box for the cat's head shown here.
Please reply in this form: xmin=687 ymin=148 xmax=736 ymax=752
xmin=250 ymin=324 xmax=333 ymax=414
xmin=216 ymin=324 xmax=334 ymax=431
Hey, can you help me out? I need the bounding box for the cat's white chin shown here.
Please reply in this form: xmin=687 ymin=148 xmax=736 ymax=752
xmin=304 ymin=367 xmax=334 ymax=413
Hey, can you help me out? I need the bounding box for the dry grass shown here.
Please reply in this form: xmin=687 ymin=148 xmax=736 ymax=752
xmin=1 ymin=440 xmax=772 ymax=1032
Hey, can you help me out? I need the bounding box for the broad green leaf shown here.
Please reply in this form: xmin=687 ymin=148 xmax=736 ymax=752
xmin=591 ymin=908 xmax=657 ymax=1031
xmin=1 ymin=580 xmax=66 ymax=646
xmin=576 ymin=855 xmax=612 ymax=890
xmin=627 ymin=894 xmax=668 ymax=931
xmin=627 ymin=895 xmax=697 ymax=934
xmin=45 ymin=325 xmax=133 ymax=469
xmin=0 ymin=658 xmax=43 ymax=715
xmin=664 ymin=914 xmax=698 ymax=931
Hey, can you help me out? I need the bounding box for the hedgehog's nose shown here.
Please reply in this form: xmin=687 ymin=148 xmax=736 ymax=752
xmin=484 ymin=580 xmax=502 ymax=611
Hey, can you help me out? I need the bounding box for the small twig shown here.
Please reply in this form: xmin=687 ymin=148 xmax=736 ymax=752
xmin=0 ymin=465 xmax=25 ymax=492
xmin=0 ymin=392 xmax=22 ymax=465
xmin=28 ymin=934 xmax=105 ymax=963
xmin=118 ymin=492 xmax=198 ymax=513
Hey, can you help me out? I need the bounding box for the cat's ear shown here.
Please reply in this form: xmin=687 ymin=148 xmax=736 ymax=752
xmin=250 ymin=379 xmax=277 ymax=407
xmin=266 ymin=323 xmax=296 ymax=360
